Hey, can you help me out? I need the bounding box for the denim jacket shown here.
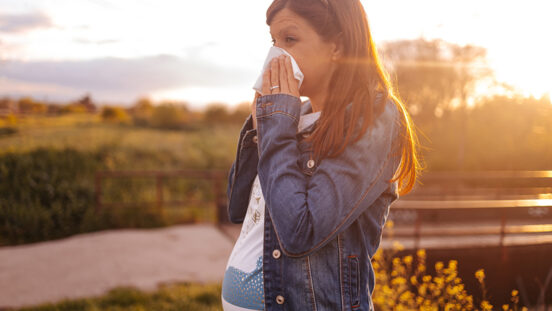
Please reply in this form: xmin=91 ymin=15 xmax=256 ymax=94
xmin=226 ymin=91 xmax=402 ymax=310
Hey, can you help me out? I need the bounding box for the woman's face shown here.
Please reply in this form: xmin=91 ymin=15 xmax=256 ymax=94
xmin=269 ymin=7 xmax=339 ymax=98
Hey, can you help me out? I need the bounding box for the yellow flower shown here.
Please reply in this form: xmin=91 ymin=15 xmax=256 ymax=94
xmin=391 ymin=277 xmax=407 ymax=286
xmin=393 ymin=241 xmax=405 ymax=251
xmin=403 ymin=255 xmax=413 ymax=265
xmin=448 ymin=259 xmax=458 ymax=270
xmin=386 ymin=220 xmax=394 ymax=228
xmin=417 ymin=249 xmax=426 ymax=258
xmin=435 ymin=261 xmax=444 ymax=271
xmin=446 ymin=285 xmax=460 ymax=296
xmin=502 ymin=304 xmax=510 ymax=311
xmin=511 ymin=289 xmax=518 ymax=297
xmin=418 ymin=264 xmax=426 ymax=273
xmin=481 ymin=300 xmax=493 ymax=311
xmin=399 ymin=290 xmax=412 ymax=302
xmin=475 ymin=269 xmax=485 ymax=283
xmin=418 ymin=284 xmax=428 ymax=296
xmin=422 ymin=275 xmax=432 ymax=283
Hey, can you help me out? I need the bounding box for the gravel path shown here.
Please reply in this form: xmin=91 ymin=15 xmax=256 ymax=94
xmin=0 ymin=224 xmax=239 ymax=309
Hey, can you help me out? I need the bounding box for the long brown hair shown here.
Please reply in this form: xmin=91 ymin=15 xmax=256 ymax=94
xmin=267 ymin=0 xmax=422 ymax=195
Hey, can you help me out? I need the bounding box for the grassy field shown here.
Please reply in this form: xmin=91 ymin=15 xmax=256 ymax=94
xmin=0 ymin=114 xmax=241 ymax=170
xmin=12 ymin=282 xmax=223 ymax=311
xmin=0 ymin=113 xmax=244 ymax=245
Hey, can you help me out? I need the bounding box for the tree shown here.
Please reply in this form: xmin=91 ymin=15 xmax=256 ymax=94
xmin=204 ymin=103 xmax=230 ymax=124
xmin=230 ymin=102 xmax=252 ymax=124
xmin=130 ymin=97 xmax=155 ymax=126
xmin=379 ymin=38 xmax=492 ymax=169
xmin=100 ymin=106 xmax=130 ymax=124
xmin=150 ymin=102 xmax=189 ymax=129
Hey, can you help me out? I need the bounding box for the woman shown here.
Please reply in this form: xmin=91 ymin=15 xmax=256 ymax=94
xmin=222 ymin=0 xmax=420 ymax=310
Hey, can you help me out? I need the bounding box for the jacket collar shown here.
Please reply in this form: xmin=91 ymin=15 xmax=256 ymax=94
xmin=297 ymin=91 xmax=385 ymax=135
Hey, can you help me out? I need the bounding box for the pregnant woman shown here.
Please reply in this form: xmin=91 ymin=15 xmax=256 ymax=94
xmin=222 ymin=0 xmax=420 ymax=310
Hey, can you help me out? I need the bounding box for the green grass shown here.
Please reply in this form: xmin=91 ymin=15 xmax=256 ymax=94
xmin=11 ymin=282 xmax=223 ymax=311
xmin=0 ymin=114 xmax=241 ymax=170
xmin=0 ymin=114 xmax=244 ymax=245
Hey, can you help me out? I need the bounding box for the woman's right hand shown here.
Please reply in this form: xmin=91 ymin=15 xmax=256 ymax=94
xmin=251 ymin=91 xmax=260 ymax=129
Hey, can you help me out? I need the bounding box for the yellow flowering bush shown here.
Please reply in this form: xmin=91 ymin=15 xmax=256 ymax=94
xmin=372 ymin=220 xmax=528 ymax=311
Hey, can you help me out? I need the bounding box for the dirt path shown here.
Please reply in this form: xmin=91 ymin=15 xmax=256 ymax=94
xmin=0 ymin=224 xmax=239 ymax=309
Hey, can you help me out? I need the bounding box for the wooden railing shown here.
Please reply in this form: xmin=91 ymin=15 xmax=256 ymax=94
xmin=94 ymin=169 xmax=552 ymax=256
xmin=95 ymin=169 xmax=228 ymax=222
xmin=387 ymin=170 xmax=552 ymax=258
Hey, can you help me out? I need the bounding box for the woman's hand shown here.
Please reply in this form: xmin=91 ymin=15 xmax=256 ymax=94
xmin=262 ymin=55 xmax=300 ymax=97
xmin=251 ymin=54 xmax=300 ymax=129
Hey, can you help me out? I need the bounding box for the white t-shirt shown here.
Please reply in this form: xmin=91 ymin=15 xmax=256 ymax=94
xmin=221 ymin=106 xmax=321 ymax=310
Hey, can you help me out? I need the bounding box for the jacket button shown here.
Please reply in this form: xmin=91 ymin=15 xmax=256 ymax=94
xmin=272 ymin=249 xmax=281 ymax=259
xmin=252 ymin=135 xmax=258 ymax=143
xmin=307 ymin=159 xmax=315 ymax=168
xmin=276 ymin=295 xmax=285 ymax=304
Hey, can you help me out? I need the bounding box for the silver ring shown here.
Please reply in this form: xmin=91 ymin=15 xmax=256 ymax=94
xmin=270 ymin=85 xmax=280 ymax=90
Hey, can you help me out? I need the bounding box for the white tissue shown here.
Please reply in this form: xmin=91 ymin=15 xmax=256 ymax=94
xmin=252 ymin=46 xmax=304 ymax=95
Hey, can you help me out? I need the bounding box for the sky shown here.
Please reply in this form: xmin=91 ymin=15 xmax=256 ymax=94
xmin=0 ymin=0 xmax=550 ymax=109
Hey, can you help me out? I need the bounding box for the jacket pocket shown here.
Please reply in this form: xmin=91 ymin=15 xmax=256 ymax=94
xmin=348 ymin=255 xmax=360 ymax=309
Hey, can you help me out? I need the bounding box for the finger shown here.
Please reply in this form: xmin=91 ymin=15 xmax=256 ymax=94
xmin=270 ymin=57 xmax=279 ymax=94
xmin=262 ymin=68 xmax=270 ymax=95
xmin=278 ymin=55 xmax=289 ymax=94
xmin=285 ymin=55 xmax=299 ymax=95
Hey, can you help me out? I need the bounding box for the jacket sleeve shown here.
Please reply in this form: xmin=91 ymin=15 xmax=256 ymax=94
xmin=255 ymin=93 xmax=401 ymax=257
xmin=226 ymin=113 xmax=259 ymax=224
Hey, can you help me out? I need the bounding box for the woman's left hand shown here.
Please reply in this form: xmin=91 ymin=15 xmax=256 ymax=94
xmin=261 ymin=54 xmax=300 ymax=97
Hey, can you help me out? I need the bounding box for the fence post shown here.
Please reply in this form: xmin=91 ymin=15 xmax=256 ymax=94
xmin=500 ymin=208 xmax=508 ymax=262
xmin=156 ymin=174 xmax=164 ymax=213
xmin=95 ymin=172 xmax=102 ymax=213
xmin=213 ymin=174 xmax=225 ymax=224
xmin=414 ymin=210 xmax=421 ymax=252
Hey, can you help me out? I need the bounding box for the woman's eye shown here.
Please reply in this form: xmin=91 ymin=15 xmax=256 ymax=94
xmin=271 ymin=37 xmax=296 ymax=46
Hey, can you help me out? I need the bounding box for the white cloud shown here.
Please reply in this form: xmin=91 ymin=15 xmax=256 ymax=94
xmin=0 ymin=0 xmax=550 ymax=105
xmin=0 ymin=12 xmax=52 ymax=33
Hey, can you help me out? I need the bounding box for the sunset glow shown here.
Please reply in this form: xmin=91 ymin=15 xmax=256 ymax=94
xmin=0 ymin=0 xmax=550 ymax=108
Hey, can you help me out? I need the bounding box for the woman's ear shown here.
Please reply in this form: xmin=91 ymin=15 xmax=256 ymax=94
xmin=331 ymin=32 xmax=344 ymax=61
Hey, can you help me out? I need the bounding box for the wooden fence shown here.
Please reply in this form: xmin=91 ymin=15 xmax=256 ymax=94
xmin=94 ymin=169 xmax=552 ymax=256
xmin=388 ymin=170 xmax=552 ymax=258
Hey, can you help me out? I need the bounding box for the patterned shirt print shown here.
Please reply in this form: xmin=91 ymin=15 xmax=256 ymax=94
xmin=222 ymin=104 xmax=321 ymax=311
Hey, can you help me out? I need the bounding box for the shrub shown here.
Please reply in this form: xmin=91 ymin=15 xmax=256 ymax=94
xmin=130 ymin=97 xmax=154 ymax=126
xmin=204 ymin=103 xmax=230 ymax=124
xmin=0 ymin=148 xmax=101 ymax=244
xmin=0 ymin=126 xmax=18 ymax=136
xmin=59 ymin=103 xmax=88 ymax=114
xmin=372 ymin=220 xmax=528 ymax=311
xmin=100 ymin=106 xmax=131 ymax=124
xmin=150 ymin=103 xmax=189 ymax=129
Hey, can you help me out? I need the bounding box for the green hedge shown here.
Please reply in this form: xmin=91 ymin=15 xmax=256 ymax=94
xmin=0 ymin=147 xmax=219 ymax=246
xmin=0 ymin=148 xmax=105 ymax=245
